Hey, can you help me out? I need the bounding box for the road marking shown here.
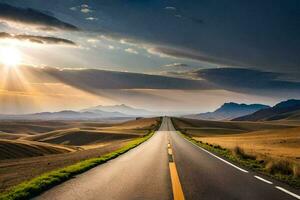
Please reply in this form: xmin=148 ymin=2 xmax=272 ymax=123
xmin=182 ymin=136 xmax=248 ymax=173
xmin=254 ymin=176 xmax=273 ymax=184
xmin=169 ymin=163 xmax=185 ymax=200
xmin=167 ymin=142 xmax=185 ymax=200
xmin=275 ymin=186 xmax=300 ymax=199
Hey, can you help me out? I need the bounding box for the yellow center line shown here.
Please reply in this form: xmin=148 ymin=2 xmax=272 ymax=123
xmin=168 ymin=143 xmax=185 ymax=200
xmin=169 ymin=163 xmax=185 ymax=200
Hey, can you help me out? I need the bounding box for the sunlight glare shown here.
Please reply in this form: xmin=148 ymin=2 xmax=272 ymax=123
xmin=0 ymin=46 xmax=22 ymax=68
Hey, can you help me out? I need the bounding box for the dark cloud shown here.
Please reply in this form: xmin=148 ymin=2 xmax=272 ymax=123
xmin=1 ymin=1 xmax=299 ymax=71
xmin=22 ymin=66 xmax=300 ymax=93
xmin=195 ymin=68 xmax=300 ymax=93
xmin=150 ymin=47 xmax=243 ymax=66
xmin=0 ymin=32 xmax=77 ymax=46
xmin=21 ymin=66 xmax=213 ymax=92
xmin=12 ymin=66 xmax=300 ymax=98
xmin=0 ymin=3 xmax=79 ymax=31
xmin=89 ymin=0 xmax=299 ymax=71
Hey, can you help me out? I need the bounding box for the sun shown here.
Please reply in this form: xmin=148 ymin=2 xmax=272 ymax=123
xmin=0 ymin=46 xmax=22 ymax=68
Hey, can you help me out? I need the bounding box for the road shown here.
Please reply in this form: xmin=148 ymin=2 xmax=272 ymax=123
xmin=36 ymin=117 xmax=300 ymax=200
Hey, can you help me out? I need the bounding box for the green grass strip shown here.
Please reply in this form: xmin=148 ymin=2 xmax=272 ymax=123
xmin=0 ymin=131 xmax=155 ymax=200
xmin=178 ymin=131 xmax=300 ymax=189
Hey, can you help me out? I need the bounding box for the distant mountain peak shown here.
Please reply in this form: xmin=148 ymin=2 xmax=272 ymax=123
xmin=233 ymin=99 xmax=300 ymax=121
xmin=81 ymin=104 xmax=153 ymax=116
xmin=273 ymin=99 xmax=300 ymax=109
xmin=185 ymin=102 xmax=270 ymax=121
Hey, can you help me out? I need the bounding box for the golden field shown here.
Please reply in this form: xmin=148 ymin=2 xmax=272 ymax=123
xmin=172 ymin=118 xmax=300 ymax=164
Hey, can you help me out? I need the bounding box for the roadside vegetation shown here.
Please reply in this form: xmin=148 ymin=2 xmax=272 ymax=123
xmin=180 ymin=133 xmax=300 ymax=188
xmin=0 ymin=118 xmax=161 ymax=200
xmin=172 ymin=118 xmax=300 ymax=189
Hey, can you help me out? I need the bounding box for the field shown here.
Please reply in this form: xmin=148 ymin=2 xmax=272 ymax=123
xmin=0 ymin=117 xmax=160 ymax=193
xmin=172 ymin=118 xmax=300 ymax=164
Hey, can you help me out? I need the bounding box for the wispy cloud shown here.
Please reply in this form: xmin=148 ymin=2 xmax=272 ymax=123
xmin=148 ymin=46 xmax=243 ymax=66
xmin=165 ymin=6 xmax=176 ymax=11
xmin=164 ymin=63 xmax=189 ymax=68
xmin=0 ymin=3 xmax=79 ymax=31
xmin=86 ymin=17 xmax=98 ymax=21
xmin=0 ymin=32 xmax=77 ymax=46
xmin=81 ymin=8 xmax=92 ymax=14
xmin=108 ymin=45 xmax=115 ymax=50
xmin=70 ymin=4 xmax=93 ymax=14
xmin=125 ymin=48 xmax=138 ymax=54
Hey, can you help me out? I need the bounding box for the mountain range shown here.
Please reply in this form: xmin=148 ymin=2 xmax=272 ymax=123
xmin=185 ymin=102 xmax=270 ymax=120
xmin=1 ymin=100 xmax=299 ymax=121
xmin=233 ymin=99 xmax=300 ymax=121
xmin=0 ymin=104 xmax=153 ymax=120
xmin=81 ymin=104 xmax=153 ymax=116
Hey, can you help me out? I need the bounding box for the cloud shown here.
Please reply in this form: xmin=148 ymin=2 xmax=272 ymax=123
xmin=19 ymin=66 xmax=213 ymax=92
xmin=195 ymin=68 xmax=300 ymax=93
xmin=9 ymin=65 xmax=300 ymax=99
xmin=86 ymin=17 xmax=98 ymax=21
xmin=81 ymin=4 xmax=89 ymax=8
xmin=0 ymin=32 xmax=77 ymax=46
xmin=108 ymin=45 xmax=115 ymax=50
xmin=0 ymin=3 xmax=78 ymax=31
xmin=88 ymin=1 xmax=299 ymax=72
xmin=148 ymin=46 xmax=243 ymax=66
xmin=164 ymin=63 xmax=189 ymax=68
xmin=81 ymin=8 xmax=92 ymax=14
xmin=70 ymin=4 xmax=93 ymax=14
xmin=165 ymin=7 xmax=176 ymax=11
xmin=125 ymin=48 xmax=138 ymax=54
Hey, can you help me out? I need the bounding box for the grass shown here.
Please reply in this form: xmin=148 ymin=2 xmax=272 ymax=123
xmin=175 ymin=128 xmax=300 ymax=189
xmin=0 ymin=130 xmax=156 ymax=200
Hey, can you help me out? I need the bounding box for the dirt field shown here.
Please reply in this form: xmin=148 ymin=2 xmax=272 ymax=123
xmin=0 ymin=140 xmax=128 ymax=193
xmin=0 ymin=117 xmax=161 ymax=193
xmin=172 ymin=117 xmax=300 ymax=164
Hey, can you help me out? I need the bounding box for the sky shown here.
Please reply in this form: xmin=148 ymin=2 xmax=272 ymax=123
xmin=0 ymin=0 xmax=299 ymax=114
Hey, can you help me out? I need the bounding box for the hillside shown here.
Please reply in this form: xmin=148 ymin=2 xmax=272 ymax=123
xmin=233 ymin=99 xmax=300 ymax=121
xmin=26 ymin=129 xmax=137 ymax=146
xmin=0 ymin=139 xmax=73 ymax=160
xmin=185 ymin=102 xmax=269 ymax=120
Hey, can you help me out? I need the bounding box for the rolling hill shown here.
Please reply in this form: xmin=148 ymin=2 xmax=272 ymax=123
xmin=233 ymin=99 xmax=300 ymax=121
xmin=0 ymin=139 xmax=73 ymax=160
xmin=185 ymin=102 xmax=269 ymax=120
xmin=26 ymin=128 xmax=137 ymax=146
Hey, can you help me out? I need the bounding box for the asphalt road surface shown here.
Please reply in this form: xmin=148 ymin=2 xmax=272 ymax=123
xmin=36 ymin=117 xmax=300 ymax=200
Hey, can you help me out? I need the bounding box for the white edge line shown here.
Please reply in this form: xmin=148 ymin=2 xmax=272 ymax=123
xmin=275 ymin=186 xmax=300 ymax=199
xmin=182 ymin=136 xmax=248 ymax=173
xmin=254 ymin=176 xmax=273 ymax=184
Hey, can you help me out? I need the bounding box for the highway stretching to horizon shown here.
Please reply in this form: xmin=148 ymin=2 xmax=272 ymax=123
xmin=36 ymin=117 xmax=300 ymax=200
